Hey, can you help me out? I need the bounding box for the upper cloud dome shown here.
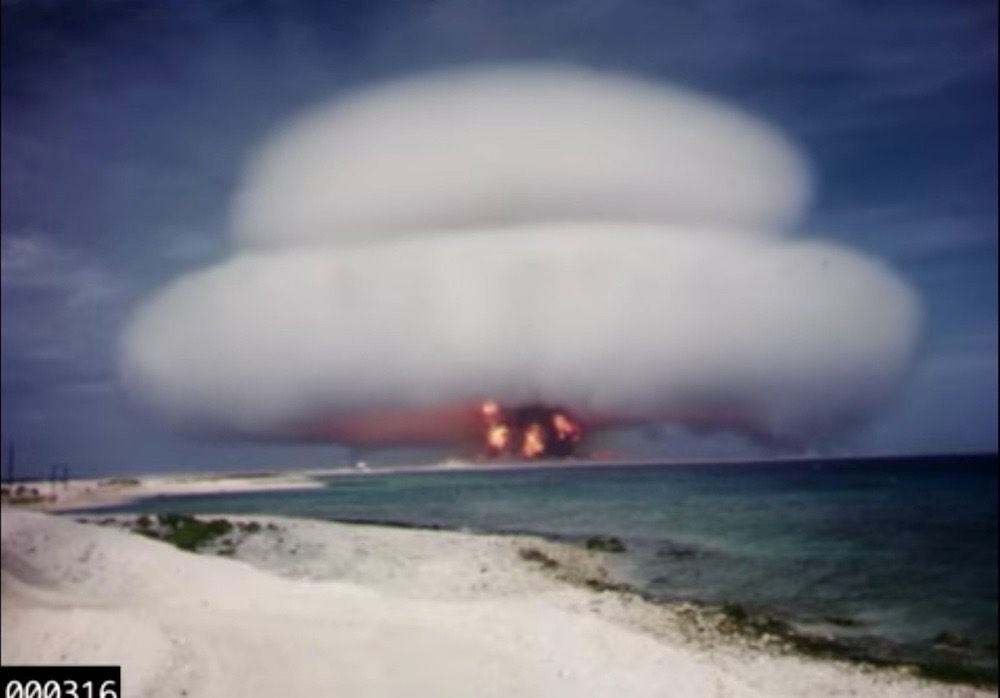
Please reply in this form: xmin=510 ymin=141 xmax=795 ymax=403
xmin=231 ymin=66 xmax=812 ymax=247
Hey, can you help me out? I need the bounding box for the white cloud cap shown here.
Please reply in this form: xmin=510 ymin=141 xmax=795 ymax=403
xmin=232 ymin=67 xmax=812 ymax=247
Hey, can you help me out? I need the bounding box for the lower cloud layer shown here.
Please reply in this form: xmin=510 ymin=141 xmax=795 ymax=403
xmin=120 ymin=223 xmax=921 ymax=444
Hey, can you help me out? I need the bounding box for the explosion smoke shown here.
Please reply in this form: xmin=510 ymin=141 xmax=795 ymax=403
xmin=120 ymin=66 xmax=922 ymax=459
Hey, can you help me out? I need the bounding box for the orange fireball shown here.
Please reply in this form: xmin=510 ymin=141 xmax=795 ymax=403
xmin=477 ymin=400 xmax=585 ymax=460
xmin=486 ymin=423 xmax=512 ymax=452
xmin=551 ymin=411 xmax=581 ymax=443
xmin=521 ymin=423 xmax=547 ymax=458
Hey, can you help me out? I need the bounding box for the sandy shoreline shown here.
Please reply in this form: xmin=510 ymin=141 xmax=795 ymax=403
xmin=0 ymin=462 xmax=688 ymax=512
xmin=1 ymin=507 xmax=991 ymax=698
xmin=2 ymin=471 xmax=327 ymax=512
xmin=7 ymin=453 xmax=985 ymax=514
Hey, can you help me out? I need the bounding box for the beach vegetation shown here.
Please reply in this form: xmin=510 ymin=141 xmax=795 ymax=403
xmin=711 ymin=602 xmax=996 ymax=688
xmin=912 ymin=661 xmax=997 ymax=686
xmin=2 ymin=485 xmax=45 ymax=504
xmin=140 ymin=514 xmax=234 ymax=551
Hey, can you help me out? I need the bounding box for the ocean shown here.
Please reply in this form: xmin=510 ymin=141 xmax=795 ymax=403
xmin=89 ymin=453 xmax=997 ymax=675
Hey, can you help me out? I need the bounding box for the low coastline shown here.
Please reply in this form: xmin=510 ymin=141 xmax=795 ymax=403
xmin=6 ymin=452 xmax=993 ymax=514
xmin=1 ymin=469 xmax=326 ymax=512
xmin=2 ymin=498 xmax=994 ymax=697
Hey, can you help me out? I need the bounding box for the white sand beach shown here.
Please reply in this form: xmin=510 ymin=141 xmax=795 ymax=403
xmin=1 ymin=507 xmax=989 ymax=698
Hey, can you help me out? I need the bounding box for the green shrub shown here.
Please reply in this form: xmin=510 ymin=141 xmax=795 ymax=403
xmin=149 ymin=514 xmax=234 ymax=551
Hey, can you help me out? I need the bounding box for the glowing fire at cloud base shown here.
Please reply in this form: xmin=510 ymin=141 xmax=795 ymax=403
xmin=480 ymin=400 xmax=584 ymax=459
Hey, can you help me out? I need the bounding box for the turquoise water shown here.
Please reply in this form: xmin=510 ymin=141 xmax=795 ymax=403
xmin=90 ymin=454 xmax=997 ymax=671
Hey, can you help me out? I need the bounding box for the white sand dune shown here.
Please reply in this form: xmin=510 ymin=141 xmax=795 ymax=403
xmin=1 ymin=510 xmax=988 ymax=697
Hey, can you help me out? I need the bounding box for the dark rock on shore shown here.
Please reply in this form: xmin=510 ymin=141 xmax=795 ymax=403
xmin=721 ymin=602 xmax=749 ymax=623
xmin=585 ymin=535 xmax=626 ymax=553
xmin=719 ymin=603 xmax=792 ymax=636
xmin=933 ymin=630 xmax=972 ymax=648
xmin=518 ymin=547 xmax=559 ymax=569
xmin=655 ymin=541 xmax=700 ymax=560
xmin=584 ymin=577 xmax=631 ymax=593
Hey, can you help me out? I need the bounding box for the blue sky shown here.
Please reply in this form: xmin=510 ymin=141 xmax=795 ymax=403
xmin=1 ymin=0 xmax=996 ymax=475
